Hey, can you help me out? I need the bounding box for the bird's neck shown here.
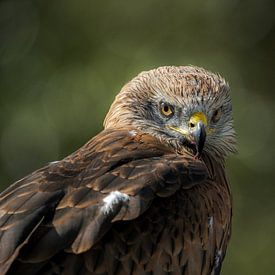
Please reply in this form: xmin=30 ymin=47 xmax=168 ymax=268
xmin=202 ymin=152 xmax=226 ymax=179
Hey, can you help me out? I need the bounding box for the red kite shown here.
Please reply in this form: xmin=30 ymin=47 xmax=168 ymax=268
xmin=0 ymin=66 xmax=236 ymax=275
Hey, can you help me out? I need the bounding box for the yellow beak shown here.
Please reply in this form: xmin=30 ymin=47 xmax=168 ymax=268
xmin=167 ymin=112 xmax=208 ymax=157
xmin=189 ymin=112 xmax=208 ymax=127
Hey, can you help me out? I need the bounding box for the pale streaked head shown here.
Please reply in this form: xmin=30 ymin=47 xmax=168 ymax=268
xmin=104 ymin=66 xmax=237 ymax=160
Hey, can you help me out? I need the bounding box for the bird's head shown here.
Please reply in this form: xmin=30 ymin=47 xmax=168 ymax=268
xmin=104 ymin=66 xmax=237 ymax=159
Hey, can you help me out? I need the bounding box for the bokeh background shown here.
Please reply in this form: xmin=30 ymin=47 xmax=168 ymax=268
xmin=0 ymin=0 xmax=274 ymax=274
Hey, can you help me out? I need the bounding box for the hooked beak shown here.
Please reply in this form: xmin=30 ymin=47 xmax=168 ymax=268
xmin=168 ymin=112 xmax=208 ymax=158
xmin=190 ymin=121 xmax=206 ymax=158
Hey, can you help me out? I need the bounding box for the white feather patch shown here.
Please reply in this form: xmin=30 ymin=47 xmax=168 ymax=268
xmin=101 ymin=191 xmax=129 ymax=214
xmin=208 ymin=216 xmax=213 ymax=228
xmin=50 ymin=161 xmax=59 ymax=165
xmin=213 ymin=250 xmax=222 ymax=271
xmin=128 ymin=130 xmax=137 ymax=137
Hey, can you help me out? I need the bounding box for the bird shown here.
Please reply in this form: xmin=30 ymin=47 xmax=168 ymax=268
xmin=0 ymin=65 xmax=236 ymax=275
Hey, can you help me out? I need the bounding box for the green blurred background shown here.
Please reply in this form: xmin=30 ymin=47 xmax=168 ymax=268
xmin=0 ymin=0 xmax=274 ymax=274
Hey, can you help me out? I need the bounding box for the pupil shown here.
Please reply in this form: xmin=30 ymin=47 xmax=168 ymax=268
xmin=164 ymin=106 xmax=169 ymax=112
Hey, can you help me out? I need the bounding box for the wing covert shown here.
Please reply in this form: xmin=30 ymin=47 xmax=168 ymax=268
xmin=0 ymin=128 xmax=208 ymax=273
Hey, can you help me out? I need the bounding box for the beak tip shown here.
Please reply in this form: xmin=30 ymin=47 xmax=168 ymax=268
xmin=191 ymin=122 xmax=206 ymax=157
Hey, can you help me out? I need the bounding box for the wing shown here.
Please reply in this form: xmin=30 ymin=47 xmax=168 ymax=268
xmin=0 ymin=128 xmax=208 ymax=274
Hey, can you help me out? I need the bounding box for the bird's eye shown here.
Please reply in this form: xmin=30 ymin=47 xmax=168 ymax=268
xmin=160 ymin=102 xmax=174 ymax=117
xmin=211 ymin=107 xmax=222 ymax=123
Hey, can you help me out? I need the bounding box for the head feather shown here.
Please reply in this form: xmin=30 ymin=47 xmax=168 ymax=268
xmin=104 ymin=66 xmax=236 ymax=159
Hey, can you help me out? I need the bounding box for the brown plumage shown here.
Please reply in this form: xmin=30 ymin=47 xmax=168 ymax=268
xmin=0 ymin=66 xmax=236 ymax=275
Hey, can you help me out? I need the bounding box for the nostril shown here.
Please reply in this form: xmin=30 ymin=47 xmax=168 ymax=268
xmin=189 ymin=122 xmax=195 ymax=128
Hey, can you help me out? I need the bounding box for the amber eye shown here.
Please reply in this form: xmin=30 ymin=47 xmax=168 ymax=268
xmin=160 ymin=102 xmax=174 ymax=117
xmin=212 ymin=108 xmax=222 ymax=123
